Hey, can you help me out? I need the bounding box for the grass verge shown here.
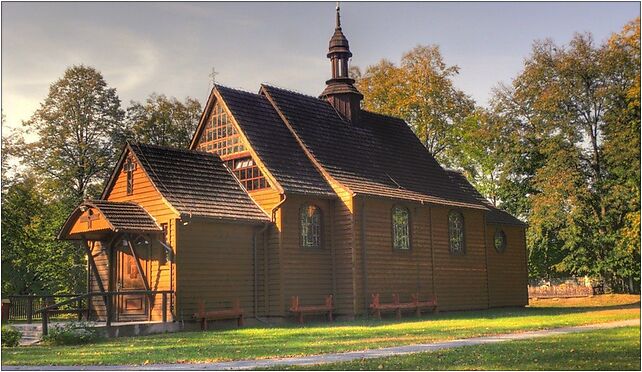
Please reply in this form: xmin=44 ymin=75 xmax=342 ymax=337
xmin=1 ymin=296 xmax=639 ymax=366
xmin=273 ymin=326 xmax=641 ymax=370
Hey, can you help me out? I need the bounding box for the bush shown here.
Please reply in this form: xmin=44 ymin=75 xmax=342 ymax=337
xmin=42 ymin=321 xmax=101 ymax=345
xmin=2 ymin=325 xmax=22 ymax=347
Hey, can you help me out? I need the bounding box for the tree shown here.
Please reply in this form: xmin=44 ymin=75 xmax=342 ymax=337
xmin=354 ymin=45 xmax=475 ymax=162
xmin=1 ymin=175 xmax=86 ymax=295
xmin=122 ymin=94 xmax=202 ymax=148
xmin=490 ymin=19 xmax=640 ymax=289
xmin=17 ymin=65 xmax=124 ymax=202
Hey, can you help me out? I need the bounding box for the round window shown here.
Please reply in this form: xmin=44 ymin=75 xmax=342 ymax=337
xmin=494 ymin=230 xmax=507 ymax=253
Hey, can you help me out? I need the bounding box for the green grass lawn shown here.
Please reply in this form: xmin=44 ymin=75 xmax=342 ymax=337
xmin=1 ymin=296 xmax=639 ymax=366
xmin=275 ymin=326 xmax=641 ymax=370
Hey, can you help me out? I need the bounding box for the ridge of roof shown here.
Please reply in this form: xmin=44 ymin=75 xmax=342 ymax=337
xmin=214 ymin=83 xmax=260 ymax=96
xmin=261 ymin=84 xmax=488 ymax=210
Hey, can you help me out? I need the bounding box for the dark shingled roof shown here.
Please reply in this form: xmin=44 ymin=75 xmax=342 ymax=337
xmin=86 ymin=200 xmax=161 ymax=232
xmin=215 ymin=85 xmax=335 ymax=197
xmin=58 ymin=200 xmax=161 ymax=240
xmin=261 ymin=85 xmax=487 ymax=210
xmin=445 ymin=170 xmax=526 ymax=226
xmin=129 ymin=143 xmax=270 ymax=223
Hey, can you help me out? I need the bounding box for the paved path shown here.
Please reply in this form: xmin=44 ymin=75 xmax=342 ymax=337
xmin=5 ymin=319 xmax=639 ymax=371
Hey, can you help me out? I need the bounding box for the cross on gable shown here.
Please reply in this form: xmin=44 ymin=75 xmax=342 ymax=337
xmin=124 ymin=158 xmax=137 ymax=172
xmin=79 ymin=210 xmax=100 ymax=229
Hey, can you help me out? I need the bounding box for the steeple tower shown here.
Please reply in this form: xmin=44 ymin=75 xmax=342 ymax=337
xmin=320 ymin=3 xmax=363 ymax=124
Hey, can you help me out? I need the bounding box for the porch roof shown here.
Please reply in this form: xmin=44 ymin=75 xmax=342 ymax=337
xmin=58 ymin=200 xmax=162 ymax=240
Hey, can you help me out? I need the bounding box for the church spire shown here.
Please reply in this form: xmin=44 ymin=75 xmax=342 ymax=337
xmin=320 ymin=2 xmax=363 ymax=124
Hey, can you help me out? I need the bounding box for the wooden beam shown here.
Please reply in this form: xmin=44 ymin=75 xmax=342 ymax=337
xmin=126 ymin=235 xmax=153 ymax=321
xmin=126 ymin=237 xmax=151 ymax=293
xmin=81 ymin=239 xmax=111 ymax=325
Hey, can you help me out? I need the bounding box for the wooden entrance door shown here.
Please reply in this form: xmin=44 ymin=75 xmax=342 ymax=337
xmin=116 ymin=239 xmax=150 ymax=321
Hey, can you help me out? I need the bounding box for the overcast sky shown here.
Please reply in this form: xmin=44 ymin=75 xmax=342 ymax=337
xmin=2 ymin=1 xmax=639 ymax=133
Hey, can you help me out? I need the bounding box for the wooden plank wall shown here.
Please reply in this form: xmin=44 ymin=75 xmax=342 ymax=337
xmin=279 ymin=195 xmax=334 ymax=312
xmin=88 ymin=151 xmax=179 ymax=321
xmin=248 ymin=189 xmax=282 ymax=316
xmin=431 ymin=206 xmax=489 ymax=311
xmin=331 ymin=188 xmax=356 ymax=316
xmin=176 ymin=220 xmax=259 ymax=320
xmin=88 ymin=241 xmax=110 ymax=320
xmin=486 ymin=224 xmax=528 ymax=307
xmin=106 ymin=153 xmax=177 ymax=222
xmin=358 ymin=197 xmax=434 ymax=315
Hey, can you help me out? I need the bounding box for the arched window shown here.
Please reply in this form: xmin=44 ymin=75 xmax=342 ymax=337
xmin=392 ymin=206 xmax=410 ymax=250
xmin=300 ymin=205 xmax=322 ymax=249
xmin=448 ymin=211 xmax=465 ymax=255
xmin=494 ymin=229 xmax=507 ymax=253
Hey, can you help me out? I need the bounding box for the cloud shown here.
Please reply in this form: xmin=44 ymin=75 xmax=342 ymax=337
xmin=2 ymin=18 xmax=161 ymax=132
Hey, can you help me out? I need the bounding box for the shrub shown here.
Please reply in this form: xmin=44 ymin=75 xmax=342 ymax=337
xmin=42 ymin=321 xmax=102 ymax=345
xmin=2 ymin=325 xmax=22 ymax=347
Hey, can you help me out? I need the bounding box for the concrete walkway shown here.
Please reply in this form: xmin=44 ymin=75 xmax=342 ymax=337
xmin=5 ymin=319 xmax=639 ymax=371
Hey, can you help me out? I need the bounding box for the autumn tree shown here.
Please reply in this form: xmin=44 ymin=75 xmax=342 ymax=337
xmin=354 ymin=45 xmax=475 ymax=162
xmin=491 ymin=19 xmax=640 ymax=289
xmin=121 ymin=94 xmax=202 ymax=148
xmin=16 ymin=65 xmax=125 ymax=202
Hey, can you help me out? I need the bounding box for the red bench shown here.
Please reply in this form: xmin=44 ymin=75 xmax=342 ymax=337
xmin=411 ymin=293 xmax=438 ymax=316
xmin=370 ymin=293 xmax=438 ymax=319
xmin=193 ymin=299 xmax=244 ymax=330
xmin=289 ymin=295 xmax=333 ymax=324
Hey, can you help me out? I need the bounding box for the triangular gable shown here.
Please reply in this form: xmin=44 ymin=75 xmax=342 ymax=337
xmin=188 ymin=86 xmax=284 ymax=194
xmin=100 ymin=143 xmax=180 ymax=219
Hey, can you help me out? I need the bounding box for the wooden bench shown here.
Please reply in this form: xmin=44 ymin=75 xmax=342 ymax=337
xmin=411 ymin=294 xmax=438 ymax=316
xmin=289 ymin=295 xmax=333 ymax=324
xmin=370 ymin=293 xmax=438 ymax=319
xmin=193 ymin=299 xmax=244 ymax=330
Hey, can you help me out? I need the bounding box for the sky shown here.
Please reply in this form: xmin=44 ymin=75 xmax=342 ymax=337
xmin=2 ymin=1 xmax=639 ymax=134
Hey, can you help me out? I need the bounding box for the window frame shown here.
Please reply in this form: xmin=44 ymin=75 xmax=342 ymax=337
xmin=448 ymin=210 xmax=466 ymax=255
xmin=494 ymin=228 xmax=507 ymax=253
xmin=124 ymin=158 xmax=136 ymax=196
xmin=391 ymin=205 xmax=412 ymax=251
xmin=299 ymin=204 xmax=323 ymax=250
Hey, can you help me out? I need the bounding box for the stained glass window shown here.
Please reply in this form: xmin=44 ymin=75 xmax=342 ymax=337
xmin=494 ymin=230 xmax=507 ymax=253
xmin=392 ymin=206 xmax=410 ymax=250
xmin=448 ymin=211 xmax=465 ymax=255
xmin=300 ymin=205 xmax=322 ymax=249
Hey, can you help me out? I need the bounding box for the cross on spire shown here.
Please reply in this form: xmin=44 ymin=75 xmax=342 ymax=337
xmin=336 ymin=2 xmax=341 ymax=29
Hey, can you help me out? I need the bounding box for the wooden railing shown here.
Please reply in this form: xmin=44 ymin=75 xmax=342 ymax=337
xmin=5 ymin=290 xmax=174 ymax=335
xmin=6 ymin=294 xmax=86 ymax=323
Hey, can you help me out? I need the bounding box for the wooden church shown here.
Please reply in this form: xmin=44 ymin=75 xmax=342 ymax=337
xmin=60 ymin=6 xmax=528 ymax=324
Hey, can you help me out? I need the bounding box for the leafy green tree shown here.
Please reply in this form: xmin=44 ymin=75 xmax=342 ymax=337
xmin=490 ymin=19 xmax=640 ymax=289
xmin=354 ymin=45 xmax=475 ymax=162
xmin=16 ymin=65 xmax=125 ymax=202
xmin=1 ymin=175 xmax=85 ymax=295
xmin=122 ymin=94 xmax=201 ymax=148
